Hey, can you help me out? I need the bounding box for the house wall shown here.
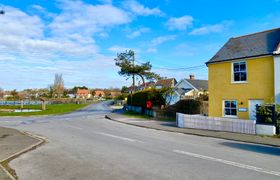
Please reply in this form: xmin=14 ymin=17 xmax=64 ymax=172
xmin=274 ymin=55 xmax=280 ymax=104
xmin=208 ymin=56 xmax=274 ymax=119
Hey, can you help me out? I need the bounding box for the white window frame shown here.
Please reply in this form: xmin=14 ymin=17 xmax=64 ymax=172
xmin=223 ymin=100 xmax=238 ymax=117
xmin=232 ymin=61 xmax=247 ymax=83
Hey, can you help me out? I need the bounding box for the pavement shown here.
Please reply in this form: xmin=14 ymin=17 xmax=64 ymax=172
xmin=0 ymin=127 xmax=42 ymax=179
xmin=0 ymin=101 xmax=279 ymax=180
xmin=106 ymin=109 xmax=280 ymax=147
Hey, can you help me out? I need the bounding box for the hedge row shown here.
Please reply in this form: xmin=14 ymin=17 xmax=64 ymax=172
xmin=161 ymin=99 xmax=202 ymax=118
xmin=127 ymin=89 xmax=166 ymax=108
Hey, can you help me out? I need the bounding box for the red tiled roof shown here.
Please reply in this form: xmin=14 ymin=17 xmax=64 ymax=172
xmin=77 ymin=89 xmax=90 ymax=95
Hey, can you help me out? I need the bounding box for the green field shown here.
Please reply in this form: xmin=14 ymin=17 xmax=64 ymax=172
xmin=0 ymin=103 xmax=91 ymax=116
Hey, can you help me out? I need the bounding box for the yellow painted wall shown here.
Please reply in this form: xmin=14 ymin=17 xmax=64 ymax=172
xmin=208 ymin=56 xmax=274 ymax=119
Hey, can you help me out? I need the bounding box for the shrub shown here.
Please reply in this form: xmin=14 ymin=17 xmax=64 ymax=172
xmin=161 ymin=99 xmax=202 ymax=118
xmin=127 ymin=88 xmax=166 ymax=108
xmin=115 ymin=93 xmax=128 ymax=100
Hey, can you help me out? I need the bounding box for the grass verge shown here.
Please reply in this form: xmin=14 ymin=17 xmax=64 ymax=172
xmin=123 ymin=111 xmax=152 ymax=119
xmin=0 ymin=103 xmax=93 ymax=116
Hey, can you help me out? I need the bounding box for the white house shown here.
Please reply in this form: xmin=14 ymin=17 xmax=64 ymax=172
xmin=170 ymin=75 xmax=208 ymax=105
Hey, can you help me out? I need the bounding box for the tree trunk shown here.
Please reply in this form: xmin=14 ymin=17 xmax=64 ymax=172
xmin=132 ymin=74 xmax=135 ymax=92
xmin=138 ymin=74 xmax=146 ymax=89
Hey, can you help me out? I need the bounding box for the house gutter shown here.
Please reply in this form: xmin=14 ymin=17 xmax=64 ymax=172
xmin=205 ymin=53 xmax=273 ymax=66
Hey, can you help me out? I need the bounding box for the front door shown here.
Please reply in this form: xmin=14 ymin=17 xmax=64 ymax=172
xmin=249 ymin=100 xmax=264 ymax=120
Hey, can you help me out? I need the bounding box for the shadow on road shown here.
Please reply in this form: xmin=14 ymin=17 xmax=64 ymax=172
xmin=220 ymin=142 xmax=280 ymax=156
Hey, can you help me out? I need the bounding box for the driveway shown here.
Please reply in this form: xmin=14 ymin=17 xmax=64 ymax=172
xmin=0 ymin=101 xmax=279 ymax=180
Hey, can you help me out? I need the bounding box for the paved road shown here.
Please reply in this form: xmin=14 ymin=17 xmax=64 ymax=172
xmin=0 ymin=101 xmax=279 ymax=180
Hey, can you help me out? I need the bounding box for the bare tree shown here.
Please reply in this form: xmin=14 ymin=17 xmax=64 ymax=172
xmin=53 ymin=74 xmax=64 ymax=98
xmin=0 ymin=88 xmax=4 ymax=99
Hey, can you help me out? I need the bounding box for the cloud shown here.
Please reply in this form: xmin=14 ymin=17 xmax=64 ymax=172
xmin=0 ymin=2 xmax=135 ymax=89
xmin=126 ymin=27 xmax=150 ymax=39
xmin=189 ymin=21 xmax=232 ymax=35
xmin=166 ymin=16 xmax=194 ymax=30
xmin=108 ymin=45 xmax=140 ymax=54
xmin=151 ymin=35 xmax=176 ymax=46
xmin=51 ymin=0 xmax=131 ymax=37
xmin=123 ymin=0 xmax=164 ymax=16
xmin=147 ymin=48 xmax=157 ymax=53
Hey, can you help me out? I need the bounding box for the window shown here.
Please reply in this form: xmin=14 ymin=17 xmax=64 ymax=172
xmin=224 ymin=100 xmax=237 ymax=117
xmin=233 ymin=61 xmax=247 ymax=82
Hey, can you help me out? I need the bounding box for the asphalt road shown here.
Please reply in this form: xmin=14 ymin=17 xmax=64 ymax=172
xmin=0 ymin=101 xmax=279 ymax=180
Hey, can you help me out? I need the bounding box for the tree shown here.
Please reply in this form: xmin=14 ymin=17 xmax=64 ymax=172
xmin=0 ymin=88 xmax=4 ymax=99
xmin=115 ymin=50 xmax=160 ymax=92
xmin=121 ymin=86 xmax=128 ymax=93
xmin=53 ymin=74 xmax=64 ymax=98
xmin=10 ymin=89 xmax=19 ymax=100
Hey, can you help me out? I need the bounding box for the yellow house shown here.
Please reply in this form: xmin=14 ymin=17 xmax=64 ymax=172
xmin=207 ymin=28 xmax=280 ymax=120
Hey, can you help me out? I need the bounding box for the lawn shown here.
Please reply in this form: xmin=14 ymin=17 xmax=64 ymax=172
xmin=0 ymin=103 xmax=91 ymax=116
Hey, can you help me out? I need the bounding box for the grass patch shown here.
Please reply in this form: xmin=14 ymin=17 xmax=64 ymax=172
xmin=123 ymin=111 xmax=152 ymax=119
xmin=0 ymin=103 xmax=91 ymax=116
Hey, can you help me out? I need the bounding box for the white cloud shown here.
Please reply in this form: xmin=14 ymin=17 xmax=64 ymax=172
xmin=0 ymin=2 xmax=134 ymax=89
xmin=108 ymin=45 xmax=131 ymax=53
xmin=151 ymin=35 xmax=176 ymax=46
xmin=0 ymin=6 xmax=44 ymax=39
xmin=123 ymin=0 xmax=164 ymax=16
xmin=108 ymin=45 xmax=140 ymax=54
xmin=51 ymin=0 xmax=131 ymax=37
xmin=127 ymin=27 xmax=150 ymax=39
xmin=166 ymin=16 xmax=194 ymax=30
xmin=189 ymin=21 xmax=232 ymax=35
xmin=147 ymin=47 xmax=157 ymax=53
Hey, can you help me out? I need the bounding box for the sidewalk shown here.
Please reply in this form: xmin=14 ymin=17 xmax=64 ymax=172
xmin=106 ymin=111 xmax=280 ymax=147
xmin=0 ymin=127 xmax=44 ymax=179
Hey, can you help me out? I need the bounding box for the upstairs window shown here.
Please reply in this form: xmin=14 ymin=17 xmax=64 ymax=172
xmin=233 ymin=61 xmax=247 ymax=82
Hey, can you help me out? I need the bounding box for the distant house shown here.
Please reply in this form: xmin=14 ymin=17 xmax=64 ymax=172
xmin=137 ymin=81 xmax=155 ymax=91
xmin=110 ymin=91 xmax=121 ymax=98
xmin=76 ymin=89 xmax=91 ymax=99
xmin=171 ymin=75 xmax=208 ymax=105
xmin=155 ymin=78 xmax=177 ymax=89
xmin=94 ymin=90 xmax=105 ymax=98
xmin=206 ymin=28 xmax=280 ymax=120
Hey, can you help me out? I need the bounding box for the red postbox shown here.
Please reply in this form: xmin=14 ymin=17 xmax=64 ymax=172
xmin=146 ymin=100 xmax=152 ymax=109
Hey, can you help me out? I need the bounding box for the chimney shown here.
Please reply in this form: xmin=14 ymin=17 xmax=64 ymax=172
xmin=189 ymin=74 xmax=195 ymax=80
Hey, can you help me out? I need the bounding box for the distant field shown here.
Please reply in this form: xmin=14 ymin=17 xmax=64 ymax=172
xmin=0 ymin=103 xmax=94 ymax=116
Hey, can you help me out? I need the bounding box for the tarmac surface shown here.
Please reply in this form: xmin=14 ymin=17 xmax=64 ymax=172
xmin=0 ymin=101 xmax=279 ymax=180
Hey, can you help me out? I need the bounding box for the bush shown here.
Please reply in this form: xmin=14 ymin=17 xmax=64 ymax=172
xmin=161 ymin=99 xmax=202 ymax=118
xmin=127 ymin=88 xmax=166 ymax=108
xmin=115 ymin=93 xmax=128 ymax=100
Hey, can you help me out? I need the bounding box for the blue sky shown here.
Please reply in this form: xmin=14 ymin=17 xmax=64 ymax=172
xmin=0 ymin=0 xmax=280 ymax=90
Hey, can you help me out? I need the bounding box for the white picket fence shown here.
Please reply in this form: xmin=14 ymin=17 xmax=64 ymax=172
xmin=176 ymin=113 xmax=256 ymax=134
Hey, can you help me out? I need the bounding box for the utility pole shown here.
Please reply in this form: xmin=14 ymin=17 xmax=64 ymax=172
xmin=132 ymin=50 xmax=135 ymax=93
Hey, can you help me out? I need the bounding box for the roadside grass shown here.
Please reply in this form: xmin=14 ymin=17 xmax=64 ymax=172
xmin=123 ymin=110 xmax=176 ymax=121
xmin=0 ymin=103 xmax=92 ymax=116
xmin=123 ymin=111 xmax=152 ymax=119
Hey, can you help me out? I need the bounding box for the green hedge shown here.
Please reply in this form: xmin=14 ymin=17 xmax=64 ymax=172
xmin=127 ymin=88 xmax=166 ymax=108
xmin=162 ymin=99 xmax=202 ymax=118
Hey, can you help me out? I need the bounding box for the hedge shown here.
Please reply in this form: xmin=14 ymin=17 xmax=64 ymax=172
xmin=161 ymin=99 xmax=202 ymax=118
xmin=127 ymin=88 xmax=166 ymax=108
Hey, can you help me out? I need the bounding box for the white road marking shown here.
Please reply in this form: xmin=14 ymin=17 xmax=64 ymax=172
xmin=92 ymin=131 xmax=144 ymax=143
xmin=173 ymin=149 xmax=280 ymax=177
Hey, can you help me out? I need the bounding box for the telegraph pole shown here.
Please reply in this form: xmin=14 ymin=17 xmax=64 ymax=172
xmin=132 ymin=50 xmax=135 ymax=93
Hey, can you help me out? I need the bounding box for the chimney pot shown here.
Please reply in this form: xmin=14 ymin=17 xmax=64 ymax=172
xmin=189 ymin=74 xmax=195 ymax=80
